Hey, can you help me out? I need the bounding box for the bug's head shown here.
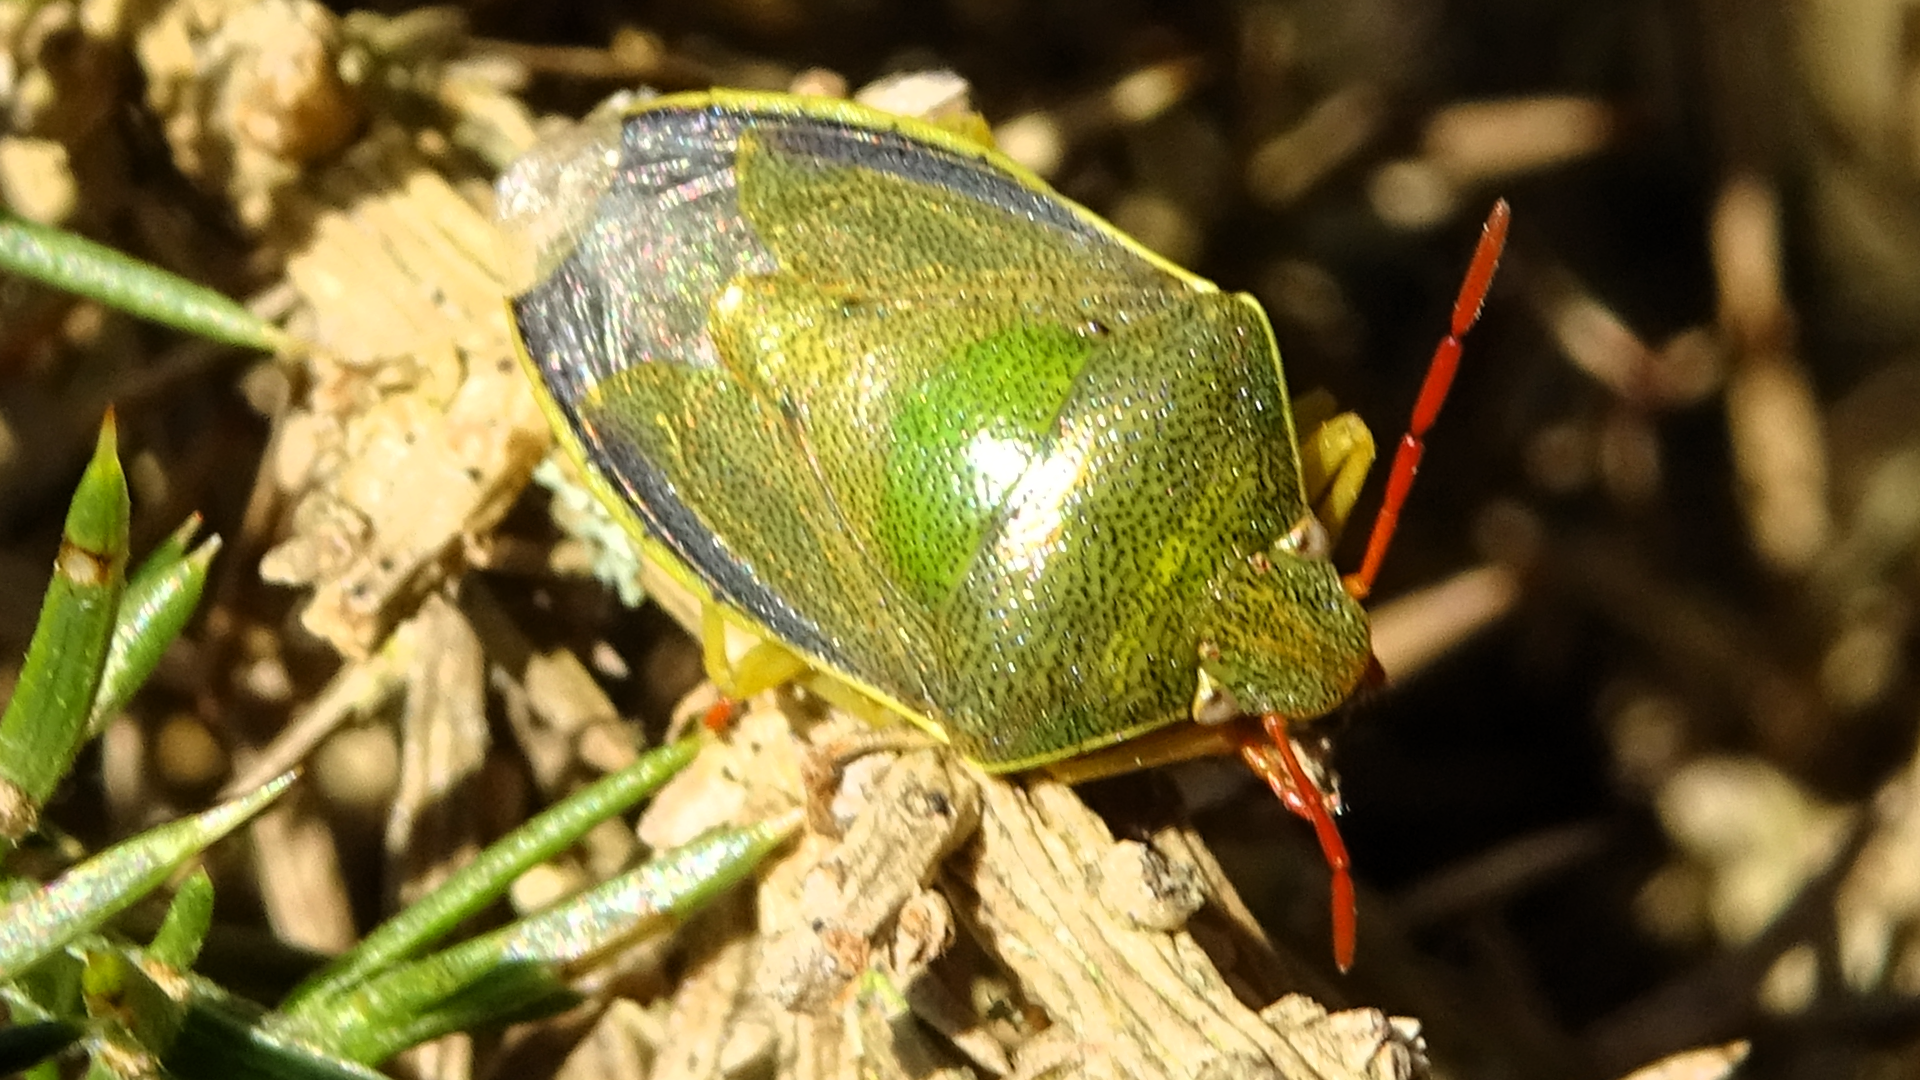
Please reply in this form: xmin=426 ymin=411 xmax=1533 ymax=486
xmin=1194 ymin=513 xmax=1373 ymax=974
xmin=1193 ymin=514 xmax=1373 ymax=726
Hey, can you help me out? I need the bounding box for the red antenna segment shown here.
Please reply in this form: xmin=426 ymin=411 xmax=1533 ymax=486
xmin=1344 ymin=200 xmax=1512 ymax=603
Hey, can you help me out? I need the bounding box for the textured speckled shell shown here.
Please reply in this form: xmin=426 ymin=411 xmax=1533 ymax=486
xmin=502 ymin=90 xmax=1370 ymax=771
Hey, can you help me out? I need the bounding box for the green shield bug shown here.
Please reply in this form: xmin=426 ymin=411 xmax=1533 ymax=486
xmin=499 ymin=88 xmax=1509 ymax=971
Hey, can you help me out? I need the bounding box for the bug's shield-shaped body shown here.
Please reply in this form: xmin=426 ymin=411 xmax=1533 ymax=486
xmin=502 ymin=91 xmax=1371 ymax=771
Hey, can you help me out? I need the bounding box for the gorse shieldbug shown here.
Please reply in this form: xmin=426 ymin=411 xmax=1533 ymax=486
xmin=499 ymin=88 xmax=1508 ymax=971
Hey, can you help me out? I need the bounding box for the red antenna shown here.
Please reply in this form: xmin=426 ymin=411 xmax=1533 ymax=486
xmin=1343 ymin=200 xmax=1512 ymax=603
xmin=1254 ymin=202 xmax=1512 ymax=973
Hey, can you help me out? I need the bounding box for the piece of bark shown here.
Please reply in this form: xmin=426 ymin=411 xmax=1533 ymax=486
xmin=627 ymin=691 xmax=1425 ymax=1080
xmin=254 ymin=120 xmax=551 ymax=658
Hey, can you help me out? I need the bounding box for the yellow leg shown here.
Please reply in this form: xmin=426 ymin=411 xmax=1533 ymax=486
xmin=700 ymin=603 xmax=810 ymax=699
xmin=697 ymin=599 xmax=940 ymax=757
xmin=1296 ymin=403 xmax=1376 ymax=543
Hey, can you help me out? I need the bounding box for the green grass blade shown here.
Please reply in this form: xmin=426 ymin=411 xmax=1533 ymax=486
xmin=284 ymin=734 xmax=703 ymax=1011
xmin=0 ymin=417 xmax=130 ymax=845
xmin=281 ymin=815 xmax=797 ymax=1064
xmin=88 ymin=518 xmax=221 ymax=735
xmin=1 ymin=933 xmax=83 ymax=1023
xmin=476 ymin=814 xmax=795 ymax=966
xmin=329 ymin=961 xmax=579 ymax=1066
xmin=0 ymin=215 xmax=293 ymax=354
xmin=148 ymin=868 xmax=216 ymax=971
xmin=0 ymin=774 xmax=295 ymax=978
xmin=161 ymin=972 xmax=389 ymax=1080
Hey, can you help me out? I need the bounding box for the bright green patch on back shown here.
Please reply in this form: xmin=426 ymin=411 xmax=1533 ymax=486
xmin=879 ymin=322 xmax=1089 ymax=605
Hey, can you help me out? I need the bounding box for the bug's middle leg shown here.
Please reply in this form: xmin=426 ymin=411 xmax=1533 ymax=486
xmin=701 ymin=602 xmax=811 ymax=699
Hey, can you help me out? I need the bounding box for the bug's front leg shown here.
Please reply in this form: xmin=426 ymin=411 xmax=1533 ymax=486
xmin=1292 ymin=389 xmax=1378 ymax=544
xmin=699 ymin=604 xmax=812 ymax=699
xmin=695 ymin=602 xmax=811 ymax=730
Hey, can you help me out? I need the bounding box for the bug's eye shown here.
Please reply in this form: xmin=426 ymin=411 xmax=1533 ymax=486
xmin=1274 ymin=514 xmax=1332 ymax=561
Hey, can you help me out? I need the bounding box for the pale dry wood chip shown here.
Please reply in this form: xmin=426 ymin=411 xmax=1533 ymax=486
xmin=1614 ymin=1041 xmax=1750 ymax=1080
xmin=638 ymin=705 xmax=807 ymax=853
xmin=761 ymin=749 xmax=981 ymax=1012
xmin=1832 ymin=716 xmax=1920 ymax=991
xmin=250 ymin=793 xmax=356 ymax=954
xmin=553 ymin=999 xmax=658 ymax=1080
xmin=648 ymin=894 xmax=762 ymax=1080
xmin=135 ymin=0 xmax=364 ymax=229
xmin=384 ymin=592 xmax=492 ymax=906
xmin=395 ymin=1033 xmax=473 ymax=1080
xmin=462 ymin=578 xmax=638 ymax=796
xmin=617 ymin=679 xmax=1414 ymax=1080
xmin=1097 ymin=838 xmax=1207 ymax=933
xmin=260 ymin=124 xmax=549 ymax=657
xmin=947 ymin=779 xmax=1423 ymax=1080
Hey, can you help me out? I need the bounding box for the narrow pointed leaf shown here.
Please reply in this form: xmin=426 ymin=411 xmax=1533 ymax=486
xmin=0 ymin=774 xmax=295 ymax=978
xmin=148 ymin=868 xmax=216 ymax=971
xmin=89 ymin=521 xmax=221 ymax=735
xmin=286 ymin=734 xmax=702 ymax=1011
xmin=0 ymin=417 xmax=130 ymax=843
xmin=160 ymin=972 xmax=388 ymax=1080
xmin=482 ymin=814 xmax=799 ymax=967
xmin=329 ymin=961 xmax=578 ymax=1065
xmin=0 ymin=215 xmax=293 ymax=353
xmin=2 ymin=939 xmax=83 ymax=1021
xmin=282 ymin=815 xmax=796 ymax=1063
